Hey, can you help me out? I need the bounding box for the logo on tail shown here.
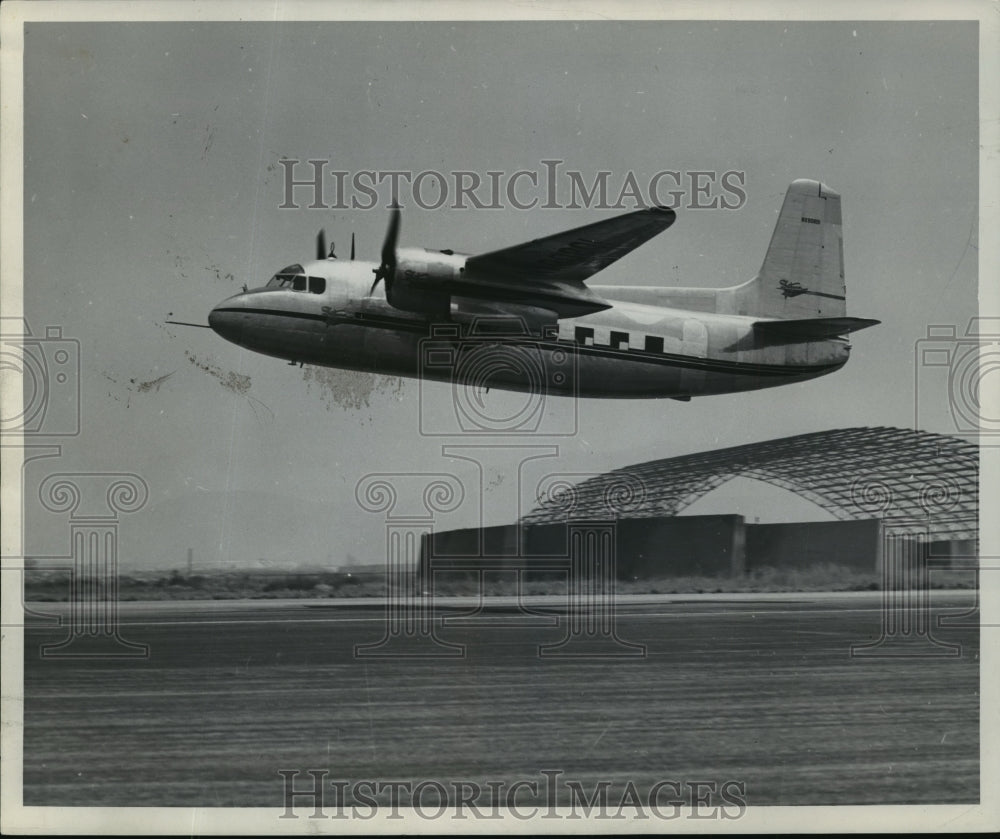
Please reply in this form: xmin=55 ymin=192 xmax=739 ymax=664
xmin=778 ymin=279 xmax=846 ymax=301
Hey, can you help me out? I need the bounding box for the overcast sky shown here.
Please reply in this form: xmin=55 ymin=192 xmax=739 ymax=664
xmin=19 ymin=19 xmax=980 ymax=568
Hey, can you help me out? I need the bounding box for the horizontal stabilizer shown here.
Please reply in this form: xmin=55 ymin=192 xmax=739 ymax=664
xmin=754 ymin=317 xmax=881 ymax=339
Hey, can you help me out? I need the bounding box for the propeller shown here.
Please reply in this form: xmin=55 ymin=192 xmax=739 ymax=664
xmin=316 ymin=229 xmax=327 ymax=261
xmin=350 ymin=232 xmax=355 ymax=261
xmin=369 ymin=204 xmax=400 ymax=296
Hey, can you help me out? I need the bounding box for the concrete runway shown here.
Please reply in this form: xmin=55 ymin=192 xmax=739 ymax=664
xmin=22 ymin=592 xmax=979 ymax=808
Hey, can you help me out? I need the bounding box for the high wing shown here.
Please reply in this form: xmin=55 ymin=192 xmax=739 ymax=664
xmin=457 ymin=206 xmax=676 ymax=317
xmin=467 ymin=205 xmax=676 ymax=284
xmin=372 ymin=204 xmax=677 ymax=321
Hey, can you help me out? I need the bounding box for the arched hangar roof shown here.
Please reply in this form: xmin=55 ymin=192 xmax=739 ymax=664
xmin=523 ymin=427 xmax=978 ymax=540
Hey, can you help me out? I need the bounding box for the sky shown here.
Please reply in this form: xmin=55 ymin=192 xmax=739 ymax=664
xmin=16 ymin=18 xmax=981 ymax=569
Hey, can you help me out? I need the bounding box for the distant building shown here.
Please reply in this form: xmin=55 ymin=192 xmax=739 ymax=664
xmin=422 ymin=427 xmax=978 ymax=580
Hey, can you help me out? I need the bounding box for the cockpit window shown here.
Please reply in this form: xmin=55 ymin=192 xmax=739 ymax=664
xmin=266 ymin=264 xmax=304 ymax=288
xmin=264 ymin=265 xmax=325 ymax=294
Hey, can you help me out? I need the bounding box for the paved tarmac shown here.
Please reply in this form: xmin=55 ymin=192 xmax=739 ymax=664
xmin=22 ymin=592 xmax=979 ymax=807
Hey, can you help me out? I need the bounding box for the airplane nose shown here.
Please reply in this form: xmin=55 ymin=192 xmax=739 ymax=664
xmin=207 ymin=305 xmax=228 ymax=335
xmin=208 ymin=297 xmax=244 ymax=344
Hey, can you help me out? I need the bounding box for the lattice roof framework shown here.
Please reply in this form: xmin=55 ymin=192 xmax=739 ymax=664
xmin=523 ymin=427 xmax=978 ymax=540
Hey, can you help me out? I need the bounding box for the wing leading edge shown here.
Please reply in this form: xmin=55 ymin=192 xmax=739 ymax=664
xmin=466 ymin=205 xmax=677 ymax=285
xmin=451 ymin=205 xmax=675 ymax=318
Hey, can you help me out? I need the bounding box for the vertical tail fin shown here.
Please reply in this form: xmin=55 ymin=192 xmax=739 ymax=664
xmin=734 ymin=179 xmax=846 ymax=319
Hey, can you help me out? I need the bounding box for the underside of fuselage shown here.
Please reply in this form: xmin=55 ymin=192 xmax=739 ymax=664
xmin=208 ymin=294 xmax=848 ymax=399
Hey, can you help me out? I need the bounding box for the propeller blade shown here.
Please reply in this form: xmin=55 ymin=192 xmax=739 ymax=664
xmin=350 ymin=232 xmax=355 ymax=261
xmin=369 ymin=204 xmax=401 ymax=296
xmin=381 ymin=204 xmax=400 ymax=267
xmin=316 ymin=229 xmax=327 ymax=260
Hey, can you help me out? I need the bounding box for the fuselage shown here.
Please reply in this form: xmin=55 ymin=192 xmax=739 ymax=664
xmin=208 ymin=257 xmax=850 ymax=399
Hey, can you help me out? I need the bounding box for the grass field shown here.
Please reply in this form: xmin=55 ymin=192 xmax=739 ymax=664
xmin=21 ymin=562 xmax=976 ymax=602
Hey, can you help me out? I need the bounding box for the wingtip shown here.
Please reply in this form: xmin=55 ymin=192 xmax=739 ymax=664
xmin=648 ymin=205 xmax=677 ymax=226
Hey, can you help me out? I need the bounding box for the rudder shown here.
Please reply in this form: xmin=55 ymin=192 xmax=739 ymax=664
xmin=734 ymin=179 xmax=846 ymax=319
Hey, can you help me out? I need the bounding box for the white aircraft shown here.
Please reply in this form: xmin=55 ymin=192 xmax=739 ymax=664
xmin=201 ymin=179 xmax=878 ymax=400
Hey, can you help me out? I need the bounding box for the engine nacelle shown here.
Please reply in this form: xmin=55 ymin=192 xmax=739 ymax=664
xmin=386 ymin=247 xmax=467 ymax=316
xmin=385 ymin=245 xmax=611 ymax=320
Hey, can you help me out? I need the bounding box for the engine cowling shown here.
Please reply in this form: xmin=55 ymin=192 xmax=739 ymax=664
xmin=385 ymin=244 xmax=612 ymax=320
xmin=386 ymin=247 xmax=467 ymax=316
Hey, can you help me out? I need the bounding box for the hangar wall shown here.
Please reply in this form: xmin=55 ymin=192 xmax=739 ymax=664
xmin=745 ymin=519 xmax=883 ymax=572
xmin=426 ymin=524 xmax=519 ymax=559
xmin=523 ymin=515 xmax=745 ymax=577
xmin=421 ymin=515 xmax=891 ymax=580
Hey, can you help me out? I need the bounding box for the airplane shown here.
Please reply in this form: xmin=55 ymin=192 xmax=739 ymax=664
xmin=199 ymin=179 xmax=879 ymax=400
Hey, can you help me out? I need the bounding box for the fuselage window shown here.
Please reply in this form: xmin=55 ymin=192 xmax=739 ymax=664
xmin=610 ymin=331 xmax=630 ymax=350
xmin=575 ymin=326 xmax=594 ymax=346
xmin=645 ymin=336 xmax=664 ymax=353
xmin=308 ymin=276 xmax=326 ymax=294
